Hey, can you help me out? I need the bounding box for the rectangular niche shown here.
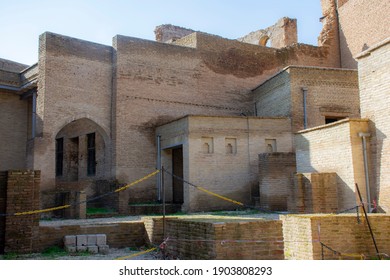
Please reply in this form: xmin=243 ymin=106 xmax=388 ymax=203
xmin=265 ymin=139 xmax=277 ymax=153
xmin=201 ymin=137 xmax=214 ymax=154
xmin=225 ymin=138 xmax=237 ymax=155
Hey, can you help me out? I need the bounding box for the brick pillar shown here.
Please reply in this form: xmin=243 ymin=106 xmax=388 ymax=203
xmin=77 ymin=191 xmax=86 ymax=219
xmin=290 ymin=173 xmax=338 ymax=214
xmin=4 ymin=170 xmax=40 ymax=254
xmin=258 ymin=152 xmax=296 ymax=211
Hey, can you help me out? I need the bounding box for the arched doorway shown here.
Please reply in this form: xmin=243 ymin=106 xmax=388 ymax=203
xmin=55 ymin=118 xmax=110 ymax=182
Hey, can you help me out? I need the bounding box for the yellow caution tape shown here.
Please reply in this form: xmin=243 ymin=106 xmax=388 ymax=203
xmin=10 ymin=170 xmax=159 ymax=216
xmin=114 ymin=170 xmax=160 ymax=193
xmin=197 ymin=186 xmax=244 ymax=206
xmin=14 ymin=204 xmax=71 ymax=216
xmin=116 ymin=247 xmax=157 ymax=260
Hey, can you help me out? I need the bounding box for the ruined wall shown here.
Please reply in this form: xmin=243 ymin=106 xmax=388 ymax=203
xmin=154 ymin=24 xmax=195 ymax=43
xmin=282 ymin=214 xmax=390 ymax=260
xmin=258 ymin=153 xmax=296 ymax=211
xmin=238 ymin=17 xmax=297 ymax=48
xmin=0 ymin=92 xmax=28 ymax=170
xmin=319 ymin=0 xmax=341 ymax=68
xmin=357 ymin=39 xmax=390 ymax=212
xmin=337 ymin=0 xmax=390 ymax=68
xmin=34 ymin=32 xmax=113 ymax=194
xmin=295 ymin=119 xmax=370 ymax=211
xmin=165 ymin=219 xmax=284 ymax=260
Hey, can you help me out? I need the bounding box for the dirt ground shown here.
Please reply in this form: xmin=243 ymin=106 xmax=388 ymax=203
xmin=0 ymin=247 xmax=164 ymax=260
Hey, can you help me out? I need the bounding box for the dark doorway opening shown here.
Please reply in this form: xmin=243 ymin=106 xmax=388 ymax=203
xmin=172 ymin=146 xmax=184 ymax=204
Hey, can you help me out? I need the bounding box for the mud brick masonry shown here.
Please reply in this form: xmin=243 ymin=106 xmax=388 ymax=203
xmin=0 ymin=171 xmax=40 ymax=253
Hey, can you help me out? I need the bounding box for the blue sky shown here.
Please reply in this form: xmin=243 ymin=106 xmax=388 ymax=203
xmin=0 ymin=0 xmax=323 ymax=65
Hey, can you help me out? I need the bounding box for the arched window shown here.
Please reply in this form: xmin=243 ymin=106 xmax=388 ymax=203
xmin=226 ymin=143 xmax=233 ymax=154
xmin=203 ymin=142 xmax=210 ymax=154
xmin=259 ymin=35 xmax=270 ymax=47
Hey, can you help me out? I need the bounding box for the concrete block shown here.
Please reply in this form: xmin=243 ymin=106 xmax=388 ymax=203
xmin=96 ymin=234 xmax=107 ymax=246
xmin=76 ymin=235 xmax=88 ymax=246
xmin=87 ymin=245 xmax=99 ymax=254
xmin=76 ymin=246 xmax=87 ymax=252
xmin=63 ymin=235 xmax=76 ymax=246
xmin=65 ymin=245 xmax=76 ymax=253
xmin=98 ymin=245 xmax=110 ymax=255
xmin=87 ymin=234 xmax=97 ymax=246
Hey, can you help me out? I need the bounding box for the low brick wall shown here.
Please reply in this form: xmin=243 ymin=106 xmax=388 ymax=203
xmin=282 ymin=214 xmax=390 ymax=260
xmin=37 ymin=222 xmax=147 ymax=252
xmin=164 ymin=219 xmax=284 ymax=260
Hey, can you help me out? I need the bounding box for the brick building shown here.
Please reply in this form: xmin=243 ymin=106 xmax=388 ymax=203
xmin=0 ymin=0 xmax=389 ymax=215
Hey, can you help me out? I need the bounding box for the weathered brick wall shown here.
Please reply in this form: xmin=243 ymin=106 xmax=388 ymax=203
xmin=358 ymin=40 xmax=390 ymax=212
xmin=290 ymin=67 xmax=359 ymax=132
xmin=295 ymin=119 xmax=370 ymax=211
xmin=337 ymin=0 xmax=390 ymax=68
xmin=253 ymin=70 xmax=291 ymax=118
xmin=290 ymin=173 xmax=338 ymax=213
xmin=33 ymin=26 xmax=342 ymax=209
xmin=0 ymin=172 xmax=6 ymax=253
xmin=4 ymin=170 xmax=40 ymax=254
xmin=37 ymin=222 xmax=147 ymax=252
xmin=0 ymin=92 xmax=28 ymax=170
xmin=282 ymin=214 xmax=390 ymax=260
xmin=258 ymin=153 xmax=296 ymax=211
xmin=34 ymin=32 xmax=113 ymax=193
xmin=281 ymin=215 xmax=313 ymax=259
xmin=157 ymin=116 xmax=293 ymax=212
xmin=253 ymin=67 xmax=359 ymax=133
xmin=164 ymin=219 xmax=284 ymax=260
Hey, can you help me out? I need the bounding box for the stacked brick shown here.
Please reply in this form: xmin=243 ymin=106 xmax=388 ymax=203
xmin=63 ymin=234 xmax=109 ymax=254
xmin=164 ymin=219 xmax=284 ymax=260
xmin=4 ymin=170 xmax=40 ymax=254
